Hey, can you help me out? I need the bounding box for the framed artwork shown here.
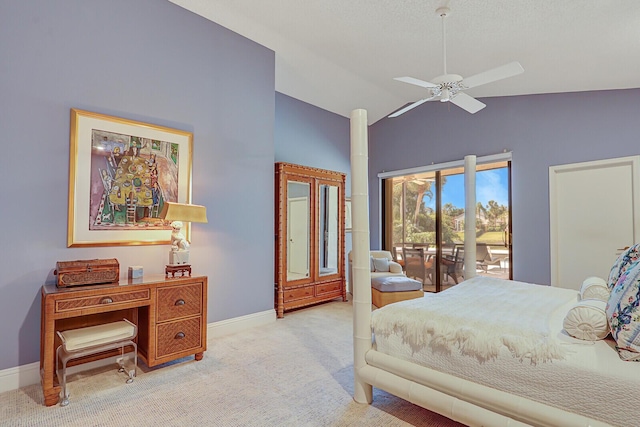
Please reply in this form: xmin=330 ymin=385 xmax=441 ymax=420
xmin=67 ymin=109 xmax=193 ymax=247
xmin=345 ymin=198 xmax=352 ymax=232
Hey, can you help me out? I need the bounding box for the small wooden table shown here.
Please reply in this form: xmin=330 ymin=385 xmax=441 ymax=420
xmin=40 ymin=274 xmax=207 ymax=406
xmin=165 ymin=264 xmax=191 ymax=278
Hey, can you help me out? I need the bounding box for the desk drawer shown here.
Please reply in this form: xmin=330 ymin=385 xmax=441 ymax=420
xmin=55 ymin=289 xmax=150 ymax=313
xmin=156 ymin=283 xmax=203 ymax=322
xmin=156 ymin=317 xmax=202 ymax=358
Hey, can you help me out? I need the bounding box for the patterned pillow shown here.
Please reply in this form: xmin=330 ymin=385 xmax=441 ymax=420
xmin=607 ymin=244 xmax=640 ymax=291
xmin=606 ymin=259 xmax=640 ymax=361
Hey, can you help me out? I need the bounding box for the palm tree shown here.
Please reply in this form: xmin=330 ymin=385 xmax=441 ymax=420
xmin=411 ymin=180 xmax=433 ymax=226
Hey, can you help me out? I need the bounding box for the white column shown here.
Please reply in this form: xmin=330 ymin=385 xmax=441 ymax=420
xmin=464 ymin=155 xmax=477 ymax=280
xmin=351 ymin=109 xmax=373 ymax=404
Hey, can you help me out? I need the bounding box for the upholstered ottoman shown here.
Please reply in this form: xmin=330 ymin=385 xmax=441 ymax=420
xmin=371 ymin=276 xmax=423 ymax=308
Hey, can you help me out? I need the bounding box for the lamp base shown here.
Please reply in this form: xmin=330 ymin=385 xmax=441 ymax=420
xmin=169 ymin=249 xmax=190 ymax=265
xmin=165 ymin=264 xmax=191 ymax=278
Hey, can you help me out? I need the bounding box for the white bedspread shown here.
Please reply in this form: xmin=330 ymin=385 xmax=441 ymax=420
xmin=372 ymin=276 xmax=573 ymax=364
xmin=371 ymin=276 xmax=640 ymax=426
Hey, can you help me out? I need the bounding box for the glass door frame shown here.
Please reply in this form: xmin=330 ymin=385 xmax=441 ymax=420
xmin=380 ymin=153 xmax=513 ymax=290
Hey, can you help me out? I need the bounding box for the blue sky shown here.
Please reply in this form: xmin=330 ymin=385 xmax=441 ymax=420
xmin=424 ymin=168 xmax=508 ymax=209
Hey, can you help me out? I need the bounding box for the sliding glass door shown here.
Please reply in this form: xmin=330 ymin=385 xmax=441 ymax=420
xmin=383 ymin=161 xmax=511 ymax=292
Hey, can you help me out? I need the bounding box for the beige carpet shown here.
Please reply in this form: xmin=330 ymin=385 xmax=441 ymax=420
xmin=0 ymin=300 xmax=464 ymax=427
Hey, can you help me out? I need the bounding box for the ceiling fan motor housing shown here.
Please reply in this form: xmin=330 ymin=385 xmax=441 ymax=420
xmin=431 ymin=74 xmax=463 ymax=84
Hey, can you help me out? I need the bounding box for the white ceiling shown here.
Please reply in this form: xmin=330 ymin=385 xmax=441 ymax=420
xmin=169 ymin=0 xmax=640 ymax=124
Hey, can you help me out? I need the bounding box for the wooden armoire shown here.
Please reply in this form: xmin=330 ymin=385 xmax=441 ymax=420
xmin=275 ymin=162 xmax=346 ymax=318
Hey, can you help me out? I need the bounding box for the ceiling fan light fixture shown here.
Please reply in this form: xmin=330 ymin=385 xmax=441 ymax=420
xmin=440 ymin=88 xmax=450 ymax=102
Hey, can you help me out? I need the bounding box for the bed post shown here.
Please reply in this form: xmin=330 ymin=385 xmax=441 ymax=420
xmin=351 ymin=109 xmax=373 ymax=404
xmin=464 ymin=155 xmax=477 ymax=279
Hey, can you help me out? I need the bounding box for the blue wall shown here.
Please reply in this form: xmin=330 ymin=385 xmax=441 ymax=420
xmin=369 ymin=89 xmax=640 ymax=285
xmin=275 ymin=93 xmax=350 ymax=183
xmin=0 ymin=0 xmax=277 ymax=369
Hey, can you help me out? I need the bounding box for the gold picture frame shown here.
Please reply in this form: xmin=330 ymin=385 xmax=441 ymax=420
xmin=67 ymin=108 xmax=193 ymax=247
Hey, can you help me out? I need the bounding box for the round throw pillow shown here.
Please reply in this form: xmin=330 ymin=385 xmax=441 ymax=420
xmin=563 ymin=299 xmax=609 ymax=341
xmin=580 ymin=277 xmax=609 ymax=302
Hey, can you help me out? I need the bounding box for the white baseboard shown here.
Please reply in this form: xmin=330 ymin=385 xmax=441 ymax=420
xmin=0 ymin=309 xmax=277 ymax=394
xmin=0 ymin=361 xmax=40 ymax=394
xmin=208 ymin=308 xmax=276 ymax=338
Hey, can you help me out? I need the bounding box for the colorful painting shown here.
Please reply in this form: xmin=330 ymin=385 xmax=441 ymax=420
xmin=68 ymin=109 xmax=193 ymax=247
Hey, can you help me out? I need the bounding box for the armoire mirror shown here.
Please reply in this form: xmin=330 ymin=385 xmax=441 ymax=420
xmin=318 ymin=183 xmax=339 ymax=276
xmin=286 ymin=181 xmax=311 ymax=281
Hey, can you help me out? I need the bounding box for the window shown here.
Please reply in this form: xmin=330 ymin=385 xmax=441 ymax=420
xmin=382 ymin=160 xmax=511 ymax=292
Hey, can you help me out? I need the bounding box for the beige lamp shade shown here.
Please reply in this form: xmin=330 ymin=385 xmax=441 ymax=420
xmin=159 ymin=202 xmax=208 ymax=223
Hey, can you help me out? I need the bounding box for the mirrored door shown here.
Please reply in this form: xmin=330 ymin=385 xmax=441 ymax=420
xmin=318 ymin=182 xmax=340 ymax=277
xmin=287 ymin=181 xmax=311 ymax=281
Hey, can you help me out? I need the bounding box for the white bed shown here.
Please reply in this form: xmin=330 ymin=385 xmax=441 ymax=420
xmin=368 ymin=276 xmax=640 ymax=426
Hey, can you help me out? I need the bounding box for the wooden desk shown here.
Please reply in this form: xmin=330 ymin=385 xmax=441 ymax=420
xmin=40 ymin=274 xmax=207 ymax=406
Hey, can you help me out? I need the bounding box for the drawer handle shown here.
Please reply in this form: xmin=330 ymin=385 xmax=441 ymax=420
xmin=100 ymin=297 xmax=113 ymax=304
xmin=175 ymin=299 xmax=185 ymax=306
xmin=175 ymin=332 xmax=185 ymax=340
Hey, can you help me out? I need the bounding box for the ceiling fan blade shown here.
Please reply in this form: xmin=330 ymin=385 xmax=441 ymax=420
xmin=388 ymin=98 xmax=432 ymax=118
xmin=393 ymin=76 xmax=438 ymax=88
xmin=450 ymin=92 xmax=486 ymax=114
xmin=462 ymin=61 xmax=524 ymax=89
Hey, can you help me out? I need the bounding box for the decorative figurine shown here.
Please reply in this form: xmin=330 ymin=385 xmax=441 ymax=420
xmin=169 ymin=220 xmax=190 ymax=265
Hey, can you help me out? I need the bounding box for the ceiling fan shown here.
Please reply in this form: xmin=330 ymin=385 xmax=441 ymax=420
xmin=389 ymin=6 xmax=524 ymax=118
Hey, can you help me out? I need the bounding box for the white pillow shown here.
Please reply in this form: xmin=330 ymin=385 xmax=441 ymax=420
xmin=372 ymin=257 xmax=390 ymax=273
xmin=370 ymin=256 xmax=375 ymax=272
xmin=563 ymin=299 xmax=609 ymax=341
xmin=580 ymin=276 xmax=609 ymax=302
xmin=388 ymin=261 xmax=402 ymax=274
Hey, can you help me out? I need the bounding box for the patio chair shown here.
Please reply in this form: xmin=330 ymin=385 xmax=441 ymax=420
xmin=476 ymin=243 xmax=502 ymax=273
xmin=442 ymin=245 xmax=465 ymax=284
xmin=441 ymin=243 xmax=456 ymax=256
xmin=403 ymin=247 xmax=434 ymax=284
xmin=391 ymin=245 xmax=405 ymax=270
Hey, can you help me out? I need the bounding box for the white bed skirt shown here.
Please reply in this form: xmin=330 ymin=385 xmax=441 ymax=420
xmin=361 ymin=349 xmax=612 ymax=427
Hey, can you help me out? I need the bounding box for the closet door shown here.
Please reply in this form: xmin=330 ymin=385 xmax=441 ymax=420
xmin=549 ymin=156 xmax=640 ymax=289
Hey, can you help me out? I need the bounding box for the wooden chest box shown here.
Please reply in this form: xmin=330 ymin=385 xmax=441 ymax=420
xmin=54 ymin=258 xmax=120 ymax=287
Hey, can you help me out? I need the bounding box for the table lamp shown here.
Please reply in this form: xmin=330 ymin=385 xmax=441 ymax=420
xmin=159 ymin=202 xmax=208 ymax=277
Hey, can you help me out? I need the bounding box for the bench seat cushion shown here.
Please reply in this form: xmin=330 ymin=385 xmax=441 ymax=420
xmin=60 ymin=321 xmax=136 ymax=352
xmin=371 ymin=276 xmax=422 ymax=292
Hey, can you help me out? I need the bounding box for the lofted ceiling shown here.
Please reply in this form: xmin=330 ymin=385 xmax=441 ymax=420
xmin=169 ymin=0 xmax=640 ymax=124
